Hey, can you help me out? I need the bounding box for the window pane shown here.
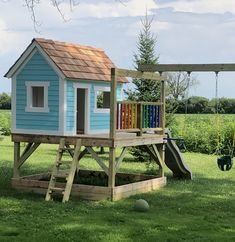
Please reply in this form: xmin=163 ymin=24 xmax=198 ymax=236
xmin=96 ymin=91 xmax=104 ymax=108
xmin=103 ymin=91 xmax=110 ymax=108
xmin=96 ymin=91 xmax=110 ymax=109
xmin=32 ymin=86 xmax=44 ymax=107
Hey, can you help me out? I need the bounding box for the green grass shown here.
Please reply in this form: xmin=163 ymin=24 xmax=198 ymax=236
xmin=0 ymin=109 xmax=11 ymax=129
xmin=0 ymin=137 xmax=235 ymax=242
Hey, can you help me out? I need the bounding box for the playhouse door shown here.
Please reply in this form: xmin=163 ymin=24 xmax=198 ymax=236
xmin=76 ymin=88 xmax=86 ymax=134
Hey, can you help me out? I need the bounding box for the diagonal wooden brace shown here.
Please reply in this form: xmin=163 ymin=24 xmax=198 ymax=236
xmin=86 ymin=147 xmax=109 ymax=175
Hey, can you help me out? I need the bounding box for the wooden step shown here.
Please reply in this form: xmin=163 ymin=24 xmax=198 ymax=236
xmin=53 ymin=173 xmax=68 ymax=179
xmin=45 ymin=138 xmax=82 ymax=203
xmin=50 ymin=187 xmax=65 ymax=193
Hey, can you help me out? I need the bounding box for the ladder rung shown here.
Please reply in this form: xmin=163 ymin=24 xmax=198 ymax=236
xmin=50 ymin=187 xmax=64 ymax=193
xmin=53 ymin=173 xmax=68 ymax=179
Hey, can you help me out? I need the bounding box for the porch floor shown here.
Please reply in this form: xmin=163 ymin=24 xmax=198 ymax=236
xmin=12 ymin=132 xmax=165 ymax=147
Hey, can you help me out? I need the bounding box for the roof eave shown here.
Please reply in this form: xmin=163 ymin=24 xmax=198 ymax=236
xmin=4 ymin=39 xmax=66 ymax=80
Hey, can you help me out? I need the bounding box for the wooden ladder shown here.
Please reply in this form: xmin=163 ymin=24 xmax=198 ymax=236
xmin=45 ymin=138 xmax=82 ymax=203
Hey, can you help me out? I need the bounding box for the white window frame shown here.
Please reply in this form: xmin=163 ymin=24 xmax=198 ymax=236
xmin=25 ymin=81 xmax=50 ymax=112
xmin=94 ymin=86 xmax=110 ymax=113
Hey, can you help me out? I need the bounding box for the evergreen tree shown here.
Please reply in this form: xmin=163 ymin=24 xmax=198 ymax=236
xmin=126 ymin=14 xmax=160 ymax=163
xmin=126 ymin=15 xmax=160 ymax=101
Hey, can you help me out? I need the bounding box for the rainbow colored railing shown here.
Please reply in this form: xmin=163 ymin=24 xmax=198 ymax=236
xmin=116 ymin=101 xmax=163 ymax=135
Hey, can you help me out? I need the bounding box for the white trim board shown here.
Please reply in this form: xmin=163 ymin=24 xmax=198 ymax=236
xmin=11 ymin=76 xmax=16 ymax=131
xmin=25 ymin=81 xmax=50 ymax=113
xmin=59 ymin=77 xmax=66 ymax=135
xmin=93 ymin=86 xmax=110 ymax=114
xmin=5 ymin=41 xmax=65 ymax=80
xmin=73 ymin=83 xmax=91 ymax=135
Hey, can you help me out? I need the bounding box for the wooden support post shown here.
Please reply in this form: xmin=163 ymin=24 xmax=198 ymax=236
xmin=13 ymin=142 xmax=20 ymax=178
xmin=160 ymin=78 xmax=166 ymax=135
xmin=110 ymin=68 xmax=117 ymax=139
xmin=108 ymin=147 xmax=116 ymax=195
xmin=62 ymin=139 xmax=82 ymax=203
xmin=152 ymin=144 xmax=165 ymax=177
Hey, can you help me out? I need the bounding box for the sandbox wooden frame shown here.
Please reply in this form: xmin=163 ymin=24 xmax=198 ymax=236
xmin=12 ymin=170 xmax=166 ymax=201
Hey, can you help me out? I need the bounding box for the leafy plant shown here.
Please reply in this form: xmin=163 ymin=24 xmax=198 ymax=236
xmin=170 ymin=114 xmax=235 ymax=154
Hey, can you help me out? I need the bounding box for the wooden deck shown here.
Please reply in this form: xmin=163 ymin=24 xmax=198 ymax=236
xmin=12 ymin=132 xmax=166 ymax=147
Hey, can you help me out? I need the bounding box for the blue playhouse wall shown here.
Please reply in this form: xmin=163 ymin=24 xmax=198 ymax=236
xmin=14 ymin=49 xmax=123 ymax=135
xmin=66 ymin=80 xmax=123 ymax=133
xmin=15 ymin=51 xmax=60 ymax=131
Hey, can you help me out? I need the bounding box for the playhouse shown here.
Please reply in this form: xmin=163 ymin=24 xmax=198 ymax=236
xmin=5 ymin=38 xmax=127 ymax=135
xmin=5 ymin=38 xmax=194 ymax=202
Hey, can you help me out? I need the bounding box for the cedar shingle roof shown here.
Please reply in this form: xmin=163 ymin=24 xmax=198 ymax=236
xmin=34 ymin=38 xmax=128 ymax=83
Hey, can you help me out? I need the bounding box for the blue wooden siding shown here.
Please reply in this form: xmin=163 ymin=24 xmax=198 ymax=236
xmin=66 ymin=81 xmax=74 ymax=131
xmin=66 ymin=80 xmax=123 ymax=132
xmin=16 ymin=50 xmax=59 ymax=131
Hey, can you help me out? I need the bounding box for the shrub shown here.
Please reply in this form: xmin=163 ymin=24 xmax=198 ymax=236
xmin=0 ymin=110 xmax=11 ymax=136
xmin=0 ymin=127 xmax=11 ymax=136
xmin=170 ymin=114 xmax=235 ymax=155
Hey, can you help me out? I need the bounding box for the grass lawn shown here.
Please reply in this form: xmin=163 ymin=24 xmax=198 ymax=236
xmin=0 ymin=109 xmax=11 ymax=130
xmin=0 ymin=137 xmax=234 ymax=242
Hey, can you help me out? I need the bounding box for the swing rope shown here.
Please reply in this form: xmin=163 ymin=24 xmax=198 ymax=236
xmin=215 ymin=72 xmax=234 ymax=171
xmin=215 ymin=72 xmax=222 ymax=155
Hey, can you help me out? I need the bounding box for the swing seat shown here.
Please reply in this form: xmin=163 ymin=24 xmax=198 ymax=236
xmin=217 ymin=155 xmax=233 ymax=171
xmin=178 ymin=140 xmax=187 ymax=153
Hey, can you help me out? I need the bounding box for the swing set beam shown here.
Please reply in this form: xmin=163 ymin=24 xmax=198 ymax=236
xmin=138 ymin=63 xmax=235 ymax=73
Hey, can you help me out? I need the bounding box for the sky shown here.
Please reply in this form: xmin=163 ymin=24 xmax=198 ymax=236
xmin=1 ymin=0 xmax=235 ymax=99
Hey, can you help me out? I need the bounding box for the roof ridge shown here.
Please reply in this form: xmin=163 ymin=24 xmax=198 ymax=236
xmin=34 ymin=38 xmax=104 ymax=52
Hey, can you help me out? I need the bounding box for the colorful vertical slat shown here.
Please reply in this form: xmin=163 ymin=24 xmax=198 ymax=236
xmin=116 ymin=102 xmax=161 ymax=131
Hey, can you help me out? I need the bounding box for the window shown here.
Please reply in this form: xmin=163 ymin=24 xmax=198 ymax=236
xmin=25 ymin=81 xmax=49 ymax=112
xmin=32 ymin=86 xmax=44 ymax=107
xmin=96 ymin=91 xmax=110 ymax=108
xmin=94 ymin=87 xmax=110 ymax=113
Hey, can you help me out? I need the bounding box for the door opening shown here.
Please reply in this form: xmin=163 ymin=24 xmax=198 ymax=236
xmin=76 ymin=88 xmax=86 ymax=134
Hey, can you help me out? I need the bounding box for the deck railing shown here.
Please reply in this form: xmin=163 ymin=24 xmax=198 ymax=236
xmin=116 ymin=101 xmax=163 ymax=135
xmin=110 ymin=68 xmax=166 ymax=139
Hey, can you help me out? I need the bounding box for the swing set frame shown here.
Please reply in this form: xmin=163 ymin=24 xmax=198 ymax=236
xmin=138 ymin=63 xmax=235 ymax=170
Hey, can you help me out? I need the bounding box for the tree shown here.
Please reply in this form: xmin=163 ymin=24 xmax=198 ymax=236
xmin=187 ymin=96 xmax=209 ymax=114
xmin=125 ymin=14 xmax=160 ymax=163
xmin=166 ymin=72 xmax=198 ymax=100
xmin=125 ymin=15 xmax=159 ymax=102
xmin=0 ymin=93 xmax=11 ymax=109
